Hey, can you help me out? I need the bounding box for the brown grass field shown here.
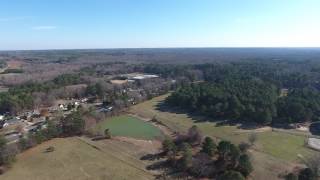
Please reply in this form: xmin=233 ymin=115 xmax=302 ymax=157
xmin=2 ymin=137 xmax=155 ymax=180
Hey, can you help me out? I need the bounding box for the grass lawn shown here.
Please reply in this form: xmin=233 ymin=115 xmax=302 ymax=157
xmin=1 ymin=137 xmax=153 ymax=180
xmin=129 ymin=94 xmax=318 ymax=179
xmin=96 ymin=115 xmax=164 ymax=140
xmin=258 ymin=131 xmax=314 ymax=161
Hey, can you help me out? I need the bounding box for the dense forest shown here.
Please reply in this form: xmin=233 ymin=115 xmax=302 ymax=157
xmin=164 ymin=61 xmax=320 ymax=125
xmin=166 ymin=80 xmax=278 ymax=125
xmin=167 ymin=83 xmax=320 ymax=125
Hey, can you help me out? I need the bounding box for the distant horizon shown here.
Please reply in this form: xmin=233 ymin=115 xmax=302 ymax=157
xmin=1 ymin=46 xmax=320 ymax=52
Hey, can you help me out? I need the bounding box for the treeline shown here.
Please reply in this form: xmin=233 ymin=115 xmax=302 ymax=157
xmin=0 ymin=60 xmax=6 ymax=69
xmin=167 ymin=82 xmax=320 ymax=125
xmin=0 ymin=73 xmax=83 ymax=114
xmin=0 ymin=69 xmax=24 ymax=74
xmin=158 ymin=126 xmax=252 ymax=179
xmin=141 ymin=60 xmax=320 ymax=90
xmin=9 ymin=73 xmax=82 ymax=95
xmin=197 ymin=62 xmax=319 ymax=89
xmin=141 ymin=64 xmax=191 ymax=78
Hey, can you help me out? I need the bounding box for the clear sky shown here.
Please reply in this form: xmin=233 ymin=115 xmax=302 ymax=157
xmin=0 ymin=0 xmax=319 ymax=50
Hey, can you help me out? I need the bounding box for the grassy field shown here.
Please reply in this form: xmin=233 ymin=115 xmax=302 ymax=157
xmin=129 ymin=94 xmax=318 ymax=179
xmin=95 ymin=115 xmax=164 ymax=140
xmin=2 ymin=137 xmax=154 ymax=180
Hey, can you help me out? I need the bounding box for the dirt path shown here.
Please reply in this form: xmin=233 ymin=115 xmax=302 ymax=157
xmin=113 ymin=136 xmax=162 ymax=153
xmin=236 ymin=126 xmax=272 ymax=133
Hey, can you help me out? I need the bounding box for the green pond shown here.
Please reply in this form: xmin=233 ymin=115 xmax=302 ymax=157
xmin=96 ymin=115 xmax=164 ymax=140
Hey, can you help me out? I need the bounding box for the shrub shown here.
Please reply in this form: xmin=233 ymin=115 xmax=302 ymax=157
xmin=45 ymin=146 xmax=55 ymax=153
xmin=162 ymin=137 xmax=177 ymax=154
xmin=180 ymin=143 xmax=192 ymax=171
xmin=285 ymin=173 xmax=298 ymax=180
xmin=104 ymin=129 xmax=111 ymax=139
xmin=201 ymin=137 xmax=216 ymax=156
xmin=238 ymin=142 xmax=250 ymax=153
xmin=217 ymin=170 xmax=245 ymax=180
xmin=238 ymin=154 xmax=253 ymax=177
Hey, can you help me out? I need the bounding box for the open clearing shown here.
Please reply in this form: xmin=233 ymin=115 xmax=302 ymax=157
xmin=129 ymin=94 xmax=318 ymax=180
xmin=110 ymin=79 xmax=128 ymax=84
xmin=2 ymin=137 xmax=154 ymax=180
xmin=95 ymin=115 xmax=164 ymax=140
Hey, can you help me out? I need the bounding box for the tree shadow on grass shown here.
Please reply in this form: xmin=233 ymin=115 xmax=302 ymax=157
xmin=146 ymin=160 xmax=168 ymax=171
xmin=155 ymin=100 xmax=218 ymax=123
xmin=140 ymin=152 xmax=166 ymax=161
xmin=142 ymin=155 xmax=189 ymax=180
xmin=155 ymin=100 xmax=265 ymax=130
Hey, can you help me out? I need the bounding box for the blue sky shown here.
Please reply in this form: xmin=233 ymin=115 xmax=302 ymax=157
xmin=0 ymin=0 xmax=319 ymax=50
